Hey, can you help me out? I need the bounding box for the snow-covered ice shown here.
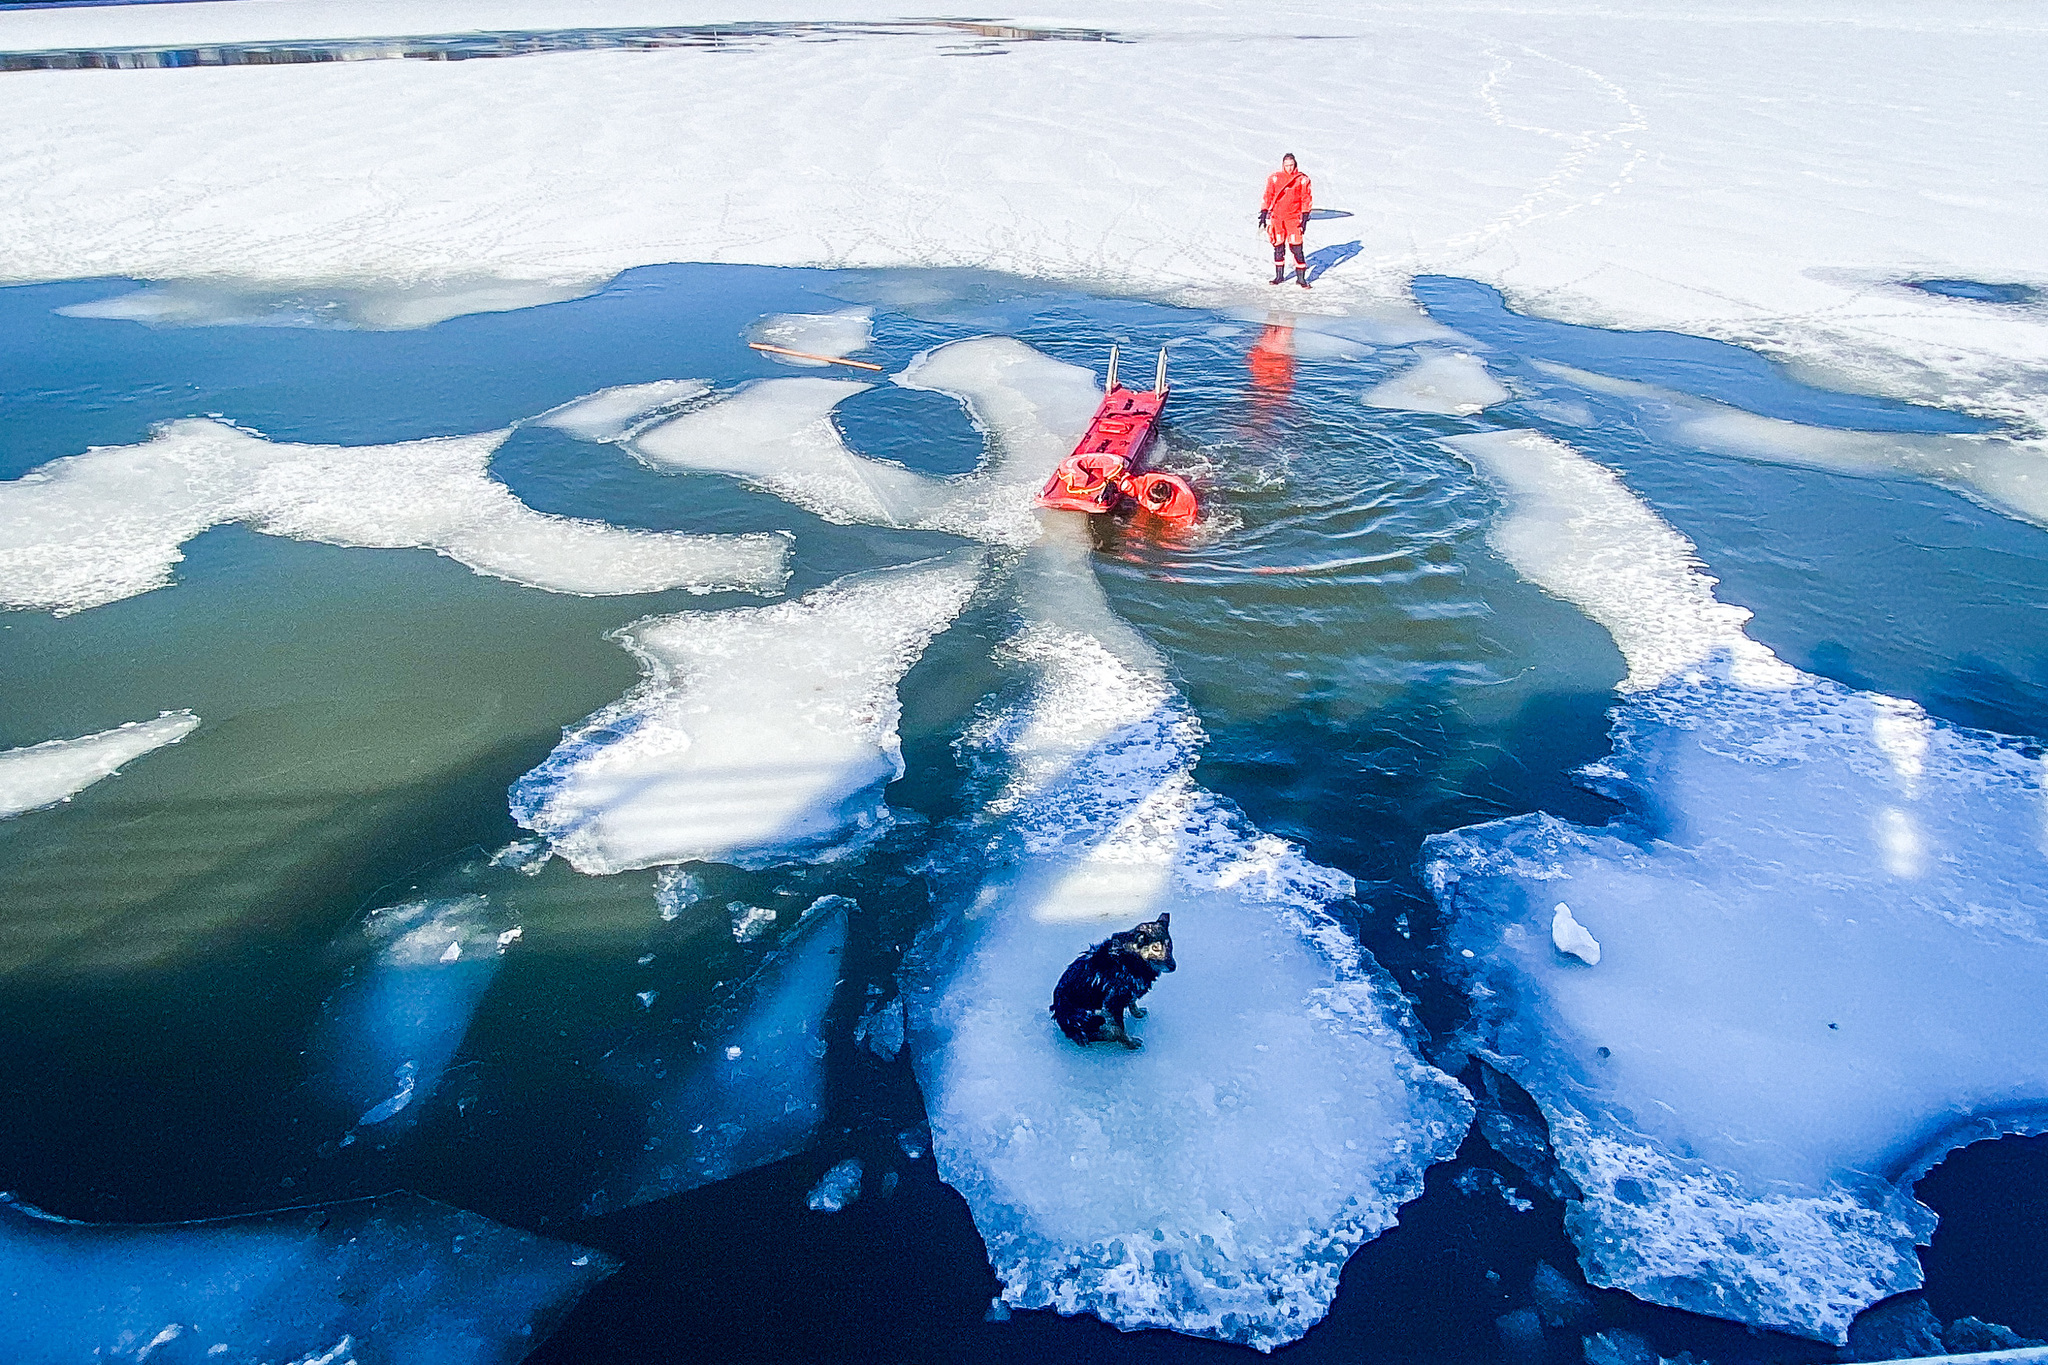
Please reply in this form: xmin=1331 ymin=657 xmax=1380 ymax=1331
xmin=1535 ymin=361 xmax=2048 ymax=528
xmin=0 ymin=712 xmax=198 ymax=819
xmin=1430 ymin=428 xmax=2048 ymax=1343
xmin=510 ymin=553 xmax=982 ymax=874
xmin=747 ymin=308 xmax=873 ymax=366
xmin=54 ymin=274 xmax=607 ymax=330
xmin=630 ymin=335 xmax=1101 ymax=546
xmin=4 ymin=1 xmax=2040 ymax=433
xmin=595 ymin=895 xmax=848 ymax=1212
xmin=0 ymin=1189 xmax=613 ymax=1364
xmin=0 ymin=418 xmax=788 ymax=613
xmin=1364 ymin=352 xmax=1510 ymax=415
xmin=312 ymin=896 xmax=518 ymax=1144
xmin=905 ymin=512 xmax=1470 ymax=1341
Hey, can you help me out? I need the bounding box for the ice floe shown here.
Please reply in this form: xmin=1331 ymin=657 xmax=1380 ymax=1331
xmin=1535 ymin=360 xmax=2048 ymax=528
xmin=509 ymin=553 xmax=983 ymax=874
xmin=904 ymin=515 xmax=1472 ymax=1351
xmin=313 ymin=895 xmax=519 ymax=1145
xmin=593 ymin=894 xmax=848 ymax=1212
xmin=534 ymin=378 xmax=707 ymax=443
xmin=1364 ymin=352 xmax=1510 ymax=416
xmin=54 ymin=274 xmax=608 ymax=330
xmin=746 ymin=307 xmax=874 ymax=365
xmin=629 ymin=336 xmax=1100 ymax=546
xmin=0 ymin=418 xmax=788 ymax=613
xmin=1430 ymin=428 xmax=2048 ymax=1343
xmin=0 ymin=712 xmax=198 ymax=819
xmin=0 ymin=1189 xmax=613 ymax=1363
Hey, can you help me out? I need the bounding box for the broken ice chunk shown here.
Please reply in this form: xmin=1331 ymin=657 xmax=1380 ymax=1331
xmin=510 ymin=553 xmax=982 ymax=874
xmin=536 ymin=378 xmax=708 ymax=443
xmin=0 ymin=711 xmax=198 ymax=819
xmin=747 ymin=308 xmax=874 ymax=366
xmin=805 ymin=1158 xmax=864 ymax=1212
xmin=1363 ymin=352 xmax=1509 ymax=415
xmin=1550 ymin=903 xmax=1600 ymax=965
xmin=0 ymin=1191 xmax=613 ymax=1363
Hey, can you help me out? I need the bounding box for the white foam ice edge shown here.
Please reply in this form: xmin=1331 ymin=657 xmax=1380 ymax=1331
xmin=535 ymin=378 xmax=708 ymax=443
xmin=624 ymin=335 xmax=1102 ymax=547
xmin=509 ymin=552 xmax=984 ymax=875
xmin=0 ymin=417 xmax=789 ymax=613
xmin=0 ymin=1189 xmax=614 ymax=1363
xmin=1364 ymin=352 xmax=1511 ymax=416
xmin=746 ymin=308 xmax=874 ymax=366
xmin=1536 ymin=360 xmax=2048 ymax=529
xmin=897 ymin=442 xmax=1471 ymax=1345
xmin=0 ymin=712 xmax=199 ymax=819
xmin=1431 ymin=428 xmax=2048 ymax=1343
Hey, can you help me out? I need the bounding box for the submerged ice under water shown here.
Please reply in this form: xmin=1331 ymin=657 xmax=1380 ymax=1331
xmin=3 ymin=261 xmax=2047 ymax=1365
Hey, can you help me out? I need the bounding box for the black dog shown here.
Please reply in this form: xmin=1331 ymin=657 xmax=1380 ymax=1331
xmin=1049 ymin=914 xmax=1175 ymax=1049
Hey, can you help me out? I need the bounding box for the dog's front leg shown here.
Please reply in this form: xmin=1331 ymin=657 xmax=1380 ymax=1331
xmin=1127 ymin=1003 xmax=1146 ymax=1019
xmin=1109 ymin=1004 xmax=1142 ymax=1049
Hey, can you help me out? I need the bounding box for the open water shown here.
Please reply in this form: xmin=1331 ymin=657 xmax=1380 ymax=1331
xmin=2 ymin=262 xmax=2043 ymax=1363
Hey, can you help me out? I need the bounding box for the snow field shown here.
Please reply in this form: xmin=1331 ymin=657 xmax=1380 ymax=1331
xmin=1 ymin=1 xmax=2042 ymax=431
xmin=0 ymin=418 xmax=789 ymax=612
xmin=1431 ymin=428 xmax=2048 ymax=1342
xmin=0 ymin=712 xmax=199 ymax=819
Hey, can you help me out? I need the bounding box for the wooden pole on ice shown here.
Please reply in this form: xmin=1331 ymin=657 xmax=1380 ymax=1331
xmin=747 ymin=342 xmax=884 ymax=371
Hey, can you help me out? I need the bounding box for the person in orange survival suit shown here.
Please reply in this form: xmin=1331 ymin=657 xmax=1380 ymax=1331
xmin=1257 ymin=153 xmax=1314 ymax=288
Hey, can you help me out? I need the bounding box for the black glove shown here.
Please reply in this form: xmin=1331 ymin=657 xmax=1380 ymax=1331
xmin=1257 ymin=210 xmax=1269 ymax=227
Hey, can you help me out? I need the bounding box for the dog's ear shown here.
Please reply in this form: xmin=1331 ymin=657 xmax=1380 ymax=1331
xmin=1157 ymin=913 xmax=1170 ymax=931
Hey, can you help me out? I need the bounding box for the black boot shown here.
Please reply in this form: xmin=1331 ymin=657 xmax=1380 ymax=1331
xmin=1295 ymin=267 xmax=1311 ymax=289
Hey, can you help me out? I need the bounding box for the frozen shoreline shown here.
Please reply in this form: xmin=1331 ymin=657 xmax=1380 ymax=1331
xmin=0 ymin=0 xmax=2041 ymax=428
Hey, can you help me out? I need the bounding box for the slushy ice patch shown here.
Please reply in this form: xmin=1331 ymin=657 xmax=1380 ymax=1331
xmin=905 ymin=523 xmax=1472 ymax=1352
xmin=1535 ymin=361 xmax=2048 ymax=528
xmin=746 ymin=308 xmax=874 ymax=364
xmin=0 ymin=419 xmax=789 ymax=613
xmin=1363 ymin=352 xmax=1510 ymax=416
xmin=510 ymin=554 xmax=983 ymax=874
xmin=591 ymin=896 xmax=848 ymax=1213
xmin=1431 ymin=429 xmax=2048 ymax=1343
xmin=312 ymin=896 xmax=519 ymax=1145
xmin=536 ymin=379 xmax=708 ymax=443
xmin=0 ymin=1191 xmax=613 ymax=1364
xmin=0 ymin=711 xmax=198 ymax=819
xmin=632 ymin=336 xmax=1101 ymax=546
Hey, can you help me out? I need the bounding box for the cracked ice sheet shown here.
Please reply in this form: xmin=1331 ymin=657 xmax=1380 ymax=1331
xmin=630 ymin=336 xmax=1100 ymax=546
xmin=0 ymin=712 xmax=198 ymax=819
xmin=1428 ymin=430 xmax=2048 ymax=1343
xmin=0 ymin=418 xmax=788 ymax=614
xmin=0 ymin=1191 xmax=613 ymax=1364
xmin=510 ymin=553 xmax=983 ymax=874
xmin=2 ymin=2 xmax=2044 ymax=430
xmin=904 ymin=516 xmax=1472 ymax=1351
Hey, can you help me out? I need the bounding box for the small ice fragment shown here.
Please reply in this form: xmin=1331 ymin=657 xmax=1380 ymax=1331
xmin=357 ymin=1060 xmax=419 ymax=1126
xmin=0 ymin=712 xmax=200 ymax=819
xmin=724 ymin=1046 xmax=743 ymax=1061
xmin=496 ymin=927 xmax=522 ymax=949
xmin=439 ymin=940 xmax=461 ymax=964
xmin=896 ymin=1130 xmax=927 ymax=1161
xmin=488 ymin=839 xmax=549 ymax=874
xmin=746 ymin=308 xmax=873 ymax=366
xmin=984 ymin=1297 xmax=1012 ymax=1323
xmin=1463 ymin=948 xmax=1476 ymax=958
xmin=1551 ymin=903 xmax=1601 ymax=965
xmin=730 ymin=905 xmax=778 ymax=942
xmin=806 ymin=1157 xmax=864 ymax=1212
xmin=853 ymin=995 xmax=906 ymax=1060
xmin=1363 ymin=352 xmax=1509 ymax=415
xmin=656 ymin=868 xmax=702 ymax=922
xmin=635 ymin=991 xmax=657 ymax=1009
xmin=637 ymin=954 xmax=655 ymax=966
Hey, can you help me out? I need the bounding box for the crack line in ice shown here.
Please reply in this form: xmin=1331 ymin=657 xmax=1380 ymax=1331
xmin=0 ymin=418 xmax=789 ymax=614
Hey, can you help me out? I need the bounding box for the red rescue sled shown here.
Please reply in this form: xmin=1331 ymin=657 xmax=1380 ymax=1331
xmin=1036 ymin=346 xmax=1199 ymax=532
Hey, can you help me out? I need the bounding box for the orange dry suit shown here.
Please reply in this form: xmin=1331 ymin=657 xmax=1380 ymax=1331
xmin=1260 ymin=168 xmax=1313 ymax=245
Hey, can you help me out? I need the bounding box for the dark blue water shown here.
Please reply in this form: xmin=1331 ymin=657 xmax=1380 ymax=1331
xmin=2 ymin=264 xmax=2043 ymax=1364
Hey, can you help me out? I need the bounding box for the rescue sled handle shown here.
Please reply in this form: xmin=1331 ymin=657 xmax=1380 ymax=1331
xmin=1100 ymin=344 xmax=1169 ymax=396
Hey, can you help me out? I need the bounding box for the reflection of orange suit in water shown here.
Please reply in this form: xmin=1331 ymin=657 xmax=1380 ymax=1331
xmin=1247 ymin=320 xmax=1296 ymax=424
